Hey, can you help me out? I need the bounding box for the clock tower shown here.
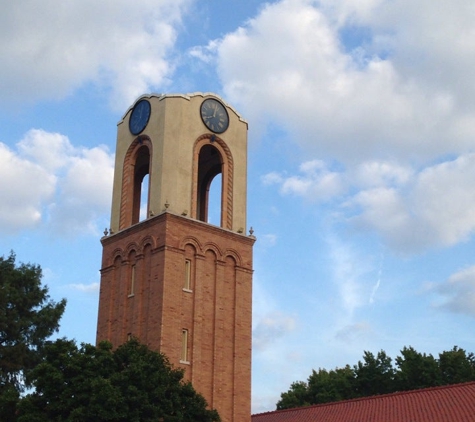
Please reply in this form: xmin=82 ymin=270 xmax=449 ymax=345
xmin=96 ymin=93 xmax=255 ymax=422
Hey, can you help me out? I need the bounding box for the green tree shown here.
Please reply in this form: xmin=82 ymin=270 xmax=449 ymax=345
xmin=438 ymin=346 xmax=475 ymax=385
xmin=277 ymin=381 xmax=310 ymax=410
xmin=307 ymin=366 xmax=356 ymax=404
xmin=394 ymin=346 xmax=440 ymax=391
xmin=354 ymin=350 xmax=395 ymax=397
xmin=277 ymin=345 xmax=475 ymax=410
xmin=0 ymin=252 xmax=66 ymax=418
xmin=18 ymin=338 xmax=220 ymax=422
xmin=277 ymin=365 xmax=356 ymax=409
xmin=306 ymin=369 xmax=334 ymax=404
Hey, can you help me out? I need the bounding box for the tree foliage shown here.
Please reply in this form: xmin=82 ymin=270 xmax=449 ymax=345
xmin=354 ymin=350 xmax=394 ymax=397
xmin=277 ymin=345 xmax=475 ymax=410
xmin=394 ymin=346 xmax=440 ymax=390
xmin=17 ymin=338 xmax=220 ymax=422
xmin=0 ymin=252 xmax=66 ymax=418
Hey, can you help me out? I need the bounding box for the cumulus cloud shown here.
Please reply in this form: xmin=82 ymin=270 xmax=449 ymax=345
xmin=195 ymin=0 xmax=475 ymax=254
xmin=352 ymin=161 xmax=413 ymax=189
xmin=433 ymin=266 xmax=475 ymax=317
xmin=262 ymin=160 xmax=345 ymax=202
xmin=0 ymin=0 xmax=190 ymax=110
xmin=352 ymin=153 xmax=475 ymax=252
xmin=50 ymin=145 xmax=115 ymax=235
xmin=213 ymin=0 xmax=475 ymax=164
xmin=0 ymin=139 xmax=57 ymax=232
xmin=18 ymin=130 xmax=74 ymax=171
xmin=263 ymin=153 xmax=475 ymax=253
xmin=0 ymin=129 xmax=114 ymax=236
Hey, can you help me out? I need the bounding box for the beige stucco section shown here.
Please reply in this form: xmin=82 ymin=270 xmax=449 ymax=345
xmin=109 ymin=93 xmax=249 ymax=234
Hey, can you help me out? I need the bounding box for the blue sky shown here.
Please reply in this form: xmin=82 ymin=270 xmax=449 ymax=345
xmin=1 ymin=0 xmax=475 ymax=414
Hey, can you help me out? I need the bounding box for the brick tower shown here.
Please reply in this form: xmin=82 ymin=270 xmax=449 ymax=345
xmin=96 ymin=93 xmax=255 ymax=421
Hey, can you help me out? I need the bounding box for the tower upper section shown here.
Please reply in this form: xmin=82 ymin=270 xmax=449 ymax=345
xmin=109 ymin=93 xmax=249 ymax=234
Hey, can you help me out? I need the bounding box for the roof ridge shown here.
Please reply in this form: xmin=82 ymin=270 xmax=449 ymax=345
xmin=253 ymin=381 xmax=475 ymax=417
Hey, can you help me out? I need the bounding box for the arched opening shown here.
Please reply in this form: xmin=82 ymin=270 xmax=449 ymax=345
xmin=132 ymin=146 xmax=150 ymax=224
xmin=197 ymin=144 xmax=223 ymax=225
xmin=192 ymin=135 xmax=233 ymax=230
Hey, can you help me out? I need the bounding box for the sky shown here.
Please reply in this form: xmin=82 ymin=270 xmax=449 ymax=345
xmin=1 ymin=0 xmax=475 ymax=414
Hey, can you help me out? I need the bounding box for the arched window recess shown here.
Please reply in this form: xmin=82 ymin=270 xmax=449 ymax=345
xmin=119 ymin=136 xmax=153 ymax=230
xmin=192 ymin=135 xmax=234 ymax=229
xmin=132 ymin=146 xmax=150 ymax=224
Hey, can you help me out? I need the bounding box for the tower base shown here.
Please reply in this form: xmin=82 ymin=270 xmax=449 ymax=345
xmin=97 ymin=211 xmax=255 ymax=422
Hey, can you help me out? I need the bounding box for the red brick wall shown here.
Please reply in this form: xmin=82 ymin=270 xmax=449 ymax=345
xmin=97 ymin=212 xmax=254 ymax=422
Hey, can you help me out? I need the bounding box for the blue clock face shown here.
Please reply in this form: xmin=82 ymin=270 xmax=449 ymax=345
xmin=129 ymin=99 xmax=151 ymax=135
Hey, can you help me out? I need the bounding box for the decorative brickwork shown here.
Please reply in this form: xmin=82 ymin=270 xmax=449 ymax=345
xmin=98 ymin=212 xmax=254 ymax=422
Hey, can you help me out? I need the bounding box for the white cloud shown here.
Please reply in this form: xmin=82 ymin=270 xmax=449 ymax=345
xmin=326 ymin=235 xmax=371 ymax=316
xmin=353 ymin=161 xmax=413 ymax=189
xmin=207 ymin=0 xmax=475 ymax=254
xmin=263 ymin=159 xmax=345 ymax=202
xmin=349 ymin=187 xmax=415 ymax=248
xmin=351 ymin=153 xmax=475 ymax=252
xmin=0 ymin=0 xmax=191 ymax=109
xmin=18 ymin=129 xmax=74 ymax=172
xmin=0 ymin=142 xmax=56 ymax=232
xmin=412 ymin=155 xmax=475 ymax=247
xmin=433 ymin=266 xmax=475 ymax=317
xmin=0 ymin=129 xmax=114 ymax=236
xmin=189 ymin=39 xmax=220 ymax=64
xmin=264 ymin=153 xmax=475 ymax=253
xmin=215 ymin=0 xmax=475 ymax=164
xmin=261 ymin=172 xmax=284 ymax=186
xmin=68 ymin=282 xmax=100 ymax=293
xmin=49 ymin=145 xmax=114 ymax=236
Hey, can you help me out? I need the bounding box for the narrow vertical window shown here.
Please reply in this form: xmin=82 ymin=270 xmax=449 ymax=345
xmin=184 ymin=259 xmax=191 ymax=291
xmin=129 ymin=264 xmax=136 ymax=297
xmin=181 ymin=329 xmax=189 ymax=363
xmin=139 ymin=174 xmax=149 ymax=221
xmin=132 ymin=146 xmax=150 ymax=225
xmin=207 ymin=173 xmax=222 ymax=225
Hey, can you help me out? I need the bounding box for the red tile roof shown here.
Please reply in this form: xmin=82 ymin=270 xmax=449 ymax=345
xmin=252 ymin=382 xmax=475 ymax=422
